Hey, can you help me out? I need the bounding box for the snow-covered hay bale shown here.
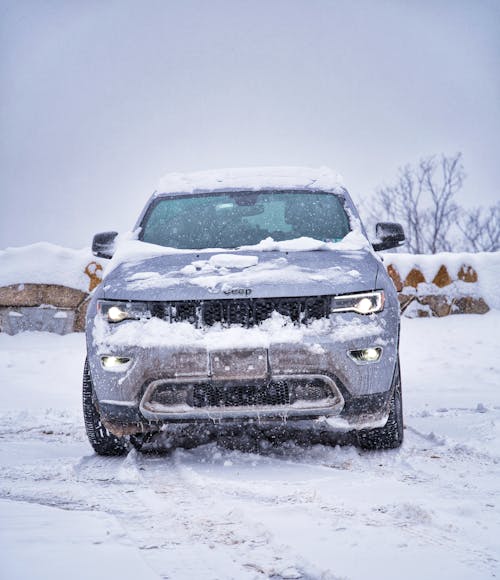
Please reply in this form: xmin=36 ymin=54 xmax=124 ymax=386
xmin=385 ymin=252 xmax=500 ymax=316
xmin=0 ymin=243 xmax=102 ymax=292
xmin=0 ymin=244 xmax=104 ymax=334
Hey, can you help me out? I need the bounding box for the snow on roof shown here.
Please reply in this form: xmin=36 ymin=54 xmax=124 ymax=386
xmin=157 ymin=166 xmax=344 ymax=195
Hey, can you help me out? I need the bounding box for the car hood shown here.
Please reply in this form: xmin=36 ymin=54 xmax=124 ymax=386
xmin=101 ymin=248 xmax=382 ymax=301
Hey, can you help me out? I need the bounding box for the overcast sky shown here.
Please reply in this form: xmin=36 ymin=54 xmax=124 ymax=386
xmin=1 ymin=0 xmax=499 ymax=249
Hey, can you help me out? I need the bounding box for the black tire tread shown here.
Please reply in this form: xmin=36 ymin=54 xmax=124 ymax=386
xmin=82 ymin=358 xmax=128 ymax=456
xmin=357 ymin=361 xmax=404 ymax=450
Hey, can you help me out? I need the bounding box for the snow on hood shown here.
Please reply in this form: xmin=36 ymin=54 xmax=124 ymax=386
xmin=101 ymin=232 xmax=379 ymax=301
xmin=157 ymin=166 xmax=344 ymax=195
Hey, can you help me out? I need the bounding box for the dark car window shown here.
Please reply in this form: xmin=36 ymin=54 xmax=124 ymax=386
xmin=140 ymin=190 xmax=351 ymax=249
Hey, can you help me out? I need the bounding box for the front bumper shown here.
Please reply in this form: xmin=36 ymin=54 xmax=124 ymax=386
xmin=96 ymin=388 xmax=393 ymax=438
xmin=87 ymin=311 xmax=399 ymax=435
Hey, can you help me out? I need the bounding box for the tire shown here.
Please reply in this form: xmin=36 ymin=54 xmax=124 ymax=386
xmin=357 ymin=360 xmax=404 ymax=450
xmin=82 ymin=358 xmax=129 ymax=456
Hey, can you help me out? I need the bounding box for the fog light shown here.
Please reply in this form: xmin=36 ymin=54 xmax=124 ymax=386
xmin=348 ymin=347 xmax=382 ymax=364
xmin=101 ymin=355 xmax=131 ymax=369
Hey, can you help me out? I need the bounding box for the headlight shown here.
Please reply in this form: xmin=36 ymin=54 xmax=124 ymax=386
xmin=331 ymin=291 xmax=385 ymax=315
xmin=98 ymin=300 xmax=151 ymax=323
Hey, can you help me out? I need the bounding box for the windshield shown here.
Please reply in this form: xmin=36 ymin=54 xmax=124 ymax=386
xmin=140 ymin=190 xmax=351 ymax=250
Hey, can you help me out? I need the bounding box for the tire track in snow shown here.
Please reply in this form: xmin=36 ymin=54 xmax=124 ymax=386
xmin=130 ymin=448 xmax=331 ymax=580
xmin=1 ymin=432 xmax=498 ymax=579
xmin=73 ymin=450 xmax=272 ymax=580
xmin=0 ymin=442 xmax=322 ymax=580
xmin=367 ymin=428 xmax=500 ymax=576
xmin=178 ymin=439 xmax=500 ymax=579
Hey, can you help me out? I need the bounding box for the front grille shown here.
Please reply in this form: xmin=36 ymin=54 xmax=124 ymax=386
xmin=142 ymin=375 xmax=341 ymax=415
xmin=193 ymin=383 xmax=290 ymax=408
xmin=150 ymin=296 xmax=330 ymax=327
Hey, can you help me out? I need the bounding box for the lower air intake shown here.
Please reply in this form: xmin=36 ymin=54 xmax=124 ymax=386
xmin=193 ymin=383 xmax=290 ymax=408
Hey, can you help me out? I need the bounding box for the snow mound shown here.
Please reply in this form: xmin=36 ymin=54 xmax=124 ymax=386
xmin=0 ymin=243 xmax=99 ymax=292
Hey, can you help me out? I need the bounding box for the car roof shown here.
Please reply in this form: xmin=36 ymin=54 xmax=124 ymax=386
xmin=155 ymin=166 xmax=344 ymax=197
xmin=133 ymin=166 xmax=363 ymax=233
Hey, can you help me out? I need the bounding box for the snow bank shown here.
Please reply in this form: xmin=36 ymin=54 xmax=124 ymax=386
xmin=0 ymin=243 xmax=101 ymax=292
xmin=157 ymin=166 xmax=344 ymax=194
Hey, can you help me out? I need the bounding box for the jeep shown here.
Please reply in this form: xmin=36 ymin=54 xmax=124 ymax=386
xmin=83 ymin=167 xmax=405 ymax=454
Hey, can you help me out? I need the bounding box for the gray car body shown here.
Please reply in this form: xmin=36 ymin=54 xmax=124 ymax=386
xmin=85 ymin=184 xmax=400 ymax=438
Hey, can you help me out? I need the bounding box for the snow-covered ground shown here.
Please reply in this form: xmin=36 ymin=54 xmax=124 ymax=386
xmin=1 ymin=314 xmax=499 ymax=580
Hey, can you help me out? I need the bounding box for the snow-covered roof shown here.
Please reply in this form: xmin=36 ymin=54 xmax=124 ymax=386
xmin=157 ymin=166 xmax=344 ymax=195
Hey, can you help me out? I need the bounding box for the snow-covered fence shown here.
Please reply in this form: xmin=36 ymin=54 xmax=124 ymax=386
xmin=0 ymin=243 xmax=499 ymax=334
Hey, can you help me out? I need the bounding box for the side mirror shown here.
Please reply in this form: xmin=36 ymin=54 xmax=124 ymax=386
xmin=92 ymin=231 xmax=118 ymax=259
xmin=372 ymin=222 xmax=405 ymax=251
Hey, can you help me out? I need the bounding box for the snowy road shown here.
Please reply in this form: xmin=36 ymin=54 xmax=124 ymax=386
xmin=1 ymin=314 xmax=499 ymax=579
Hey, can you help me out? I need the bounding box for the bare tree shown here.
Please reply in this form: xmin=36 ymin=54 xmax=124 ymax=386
xmin=458 ymin=202 xmax=500 ymax=252
xmin=369 ymin=153 xmax=464 ymax=253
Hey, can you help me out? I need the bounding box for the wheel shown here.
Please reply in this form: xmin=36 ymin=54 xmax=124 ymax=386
xmin=82 ymin=358 xmax=129 ymax=456
xmin=357 ymin=360 xmax=404 ymax=450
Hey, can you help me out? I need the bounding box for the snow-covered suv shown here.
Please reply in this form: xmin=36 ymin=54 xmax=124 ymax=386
xmin=83 ymin=167 xmax=405 ymax=455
